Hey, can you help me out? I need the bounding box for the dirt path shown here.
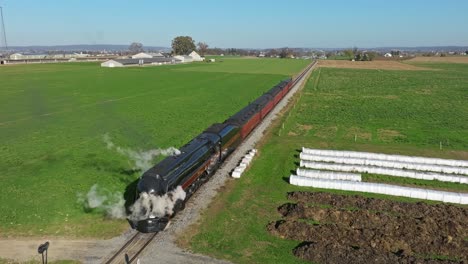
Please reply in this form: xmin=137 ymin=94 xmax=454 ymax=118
xmin=0 ymin=231 xmax=132 ymax=263
xmin=0 ymin=63 xmax=316 ymax=264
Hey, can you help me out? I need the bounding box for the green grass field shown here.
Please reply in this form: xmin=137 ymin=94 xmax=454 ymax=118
xmin=0 ymin=58 xmax=309 ymax=237
xmin=182 ymin=62 xmax=468 ymax=263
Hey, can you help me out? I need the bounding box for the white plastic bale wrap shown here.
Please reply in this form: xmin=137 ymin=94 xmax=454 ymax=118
xmin=242 ymin=157 xmax=252 ymax=164
xmin=289 ymin=177 xmax=468 ymax=204
xmin=232 ymin=171 xmax=241 ymax=178
xmin=299 ymin=153 xmax=468 ymax=175
xmin=300 ymin=161 xmax=467 ymax=184
xmin=296 ymin=168 xmax=362 ymax=182
xmin=442 ymin=193 xmax=461 ymax=204
xmin=301 ymin=147 xmax=468 ymax=167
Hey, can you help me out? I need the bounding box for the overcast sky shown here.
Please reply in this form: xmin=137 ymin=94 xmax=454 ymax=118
xmin=1 ymin=0 xmax=467 ymax=48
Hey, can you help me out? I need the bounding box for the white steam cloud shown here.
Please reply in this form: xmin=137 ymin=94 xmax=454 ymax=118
xmin=103 ymin=133 xmax=181 ymax=172
xmin=77 ymin=184 xmax=126 ymax=219
xmin=128 ymin=186 xmax=186 ymax=222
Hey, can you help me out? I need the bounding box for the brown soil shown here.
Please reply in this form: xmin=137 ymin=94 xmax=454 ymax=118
xmin=408 ymin=56 xmax=468 ymax=64
xmin=267 ymin=192 xmax=468 ymax=264
xmin=318 ymin=60 xmax=433 ymax=71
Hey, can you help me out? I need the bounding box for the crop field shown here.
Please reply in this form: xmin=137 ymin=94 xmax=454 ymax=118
xmin=408 ymin=56 xmax=468 ymax=64
xmin=0 ymin=58 xmax=309 ymax=237
xmin=181 ymin=62 xmax=468 ymax=263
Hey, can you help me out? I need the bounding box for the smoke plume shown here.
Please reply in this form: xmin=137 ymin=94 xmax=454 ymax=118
xmin=128 ymin=186 xmax=186 ymax=222
xmin=103 ymin=133 xmax=181 ymax=172
xmin=77 ymin=184 xmax=126 ymax=219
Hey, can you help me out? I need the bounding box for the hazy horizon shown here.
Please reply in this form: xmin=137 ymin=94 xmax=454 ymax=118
xmin=1 ymin=0 xmax=467 ymax=48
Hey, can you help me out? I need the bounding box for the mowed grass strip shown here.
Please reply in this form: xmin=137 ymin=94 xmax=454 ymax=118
xmin=181 ymin=63 xmax=468 ymax=263
xmin=0 ymin=58 xmax=309 ymax=237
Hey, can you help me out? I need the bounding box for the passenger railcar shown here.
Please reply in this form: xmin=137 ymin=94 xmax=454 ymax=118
xmin=134 ymin=62 xmax=314 ymax=233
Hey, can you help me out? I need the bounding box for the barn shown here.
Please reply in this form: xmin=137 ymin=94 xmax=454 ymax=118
xmin=131 ymin=52 xmax=153 ymax=59
xmin=101 ymin=57 xmax=180 ymax=67
xmin=189 ymin=51 xmax=204 ymax=61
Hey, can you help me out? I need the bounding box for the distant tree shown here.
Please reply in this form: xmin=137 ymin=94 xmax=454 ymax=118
xmin=172 ymin=36 xmax=196 ymax=55
xmin=266 ymin=49 xmax=278 ymax=57
xmin=391 ymin=50 xmax=401 ymax=56
xmin=343 ymin=49 xmax=354 ymax=59
xmin=197 ymin=42 xmax=209 ymax=56
xmin=367 ymin=51 xmax=377 ymax=61
xmin=279 ymin=47 xmax=290 ymax=58
xmin=129 ymin=42 xmax=144 ymax=54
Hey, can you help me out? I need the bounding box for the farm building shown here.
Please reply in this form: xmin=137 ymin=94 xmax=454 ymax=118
xmin=9 ymin=52 xmax=90 ymax=60
xmin=384 ymin=53 xmax=393 ymax=58
xmin=100 ymin=57 xmax=180 ymax=67
xmin=174 ymin=55 xmax=193 ymax=63
xmin=189 ymin=51 xmax=204 ymax=61
xmin=149 ymin=52 xmax=165 ymax=57
xmin=131 ymin=52 xmax=153 ymax=59
xmin=9 ymin=53 xmax=47 ymax=60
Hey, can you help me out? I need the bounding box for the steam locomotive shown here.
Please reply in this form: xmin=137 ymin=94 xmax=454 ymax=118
xmin=134 ymin=62 xmax=315 ymax=233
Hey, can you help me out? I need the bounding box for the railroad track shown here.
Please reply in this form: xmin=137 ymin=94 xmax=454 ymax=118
xmin=101 ymin=62 xmax=315 ymax=264
xmin=102 ymin=231 xmax=158 ymax=264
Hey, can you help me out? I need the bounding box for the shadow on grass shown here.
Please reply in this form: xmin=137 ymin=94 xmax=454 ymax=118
xmin=124 ymin=179 xmax=139 ymax=215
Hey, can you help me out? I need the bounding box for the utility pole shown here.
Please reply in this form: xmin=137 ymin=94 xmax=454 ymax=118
xmin=0 ymin=6 xmax=8 ymax=50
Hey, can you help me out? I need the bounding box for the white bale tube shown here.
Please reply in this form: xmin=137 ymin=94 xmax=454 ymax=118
xmin=302 ymin=147 xmax=468 ymax=167
xmin=289 ymin=176 xmax=468 ymax=204
xmin=232 ymin=149 xmax=257 ymax=179
xmin=296 ymin=169 xmax=362 ymax=182
xmin=300 ymin=153 xmax=468 ymax=175
xmin=300 ymin=160 xmax=468 ymax=184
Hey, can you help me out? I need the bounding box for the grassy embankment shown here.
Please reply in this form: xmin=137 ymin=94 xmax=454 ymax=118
xmin=181 ymin=62 xmax=468 ymax=263
xmin=0 ymin=58 xmax=309 ymax=238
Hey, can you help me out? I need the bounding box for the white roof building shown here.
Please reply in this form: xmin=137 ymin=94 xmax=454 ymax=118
xmin=101 ymin=59 xmax=124 ymax=67
xmin=384 ymin=53 xmax=393 ymax=58
xmin=189 ymin=51 xmax=204 ymax=61
xmin=131 ymin=52 xmax=153 ymax=59
xmin=174 ymin=55 xmax=193 ymax=63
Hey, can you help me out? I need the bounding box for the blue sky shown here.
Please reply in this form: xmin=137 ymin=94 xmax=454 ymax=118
xmin=1 ymin=0 xmax=467 ymax=48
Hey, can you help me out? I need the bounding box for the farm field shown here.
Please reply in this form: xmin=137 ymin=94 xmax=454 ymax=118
xmin=181 ymin=62 xmax=468 ymax=263
xmin=407 ymin=56 xmax=468 ymax=64
xmin=0 ymin=58 xmax=309 ymax=237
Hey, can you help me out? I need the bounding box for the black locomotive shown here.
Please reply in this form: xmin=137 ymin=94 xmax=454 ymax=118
xmin=134 ymin=62 xmax=315 ymax=233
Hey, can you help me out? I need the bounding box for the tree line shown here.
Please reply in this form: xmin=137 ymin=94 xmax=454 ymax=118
xmin=128 ymin=36 xmax=314 ymax=58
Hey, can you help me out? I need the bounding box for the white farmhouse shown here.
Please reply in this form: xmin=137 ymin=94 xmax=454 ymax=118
xmin=384 ymin=53 xmax=393 ymax=58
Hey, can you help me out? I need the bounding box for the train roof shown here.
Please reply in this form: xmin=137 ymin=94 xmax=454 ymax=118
xmin=142 ymin=132 xmax=219 ymax=180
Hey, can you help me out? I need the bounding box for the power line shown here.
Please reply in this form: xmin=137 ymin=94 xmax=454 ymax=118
xmin=0 ymin=6 xmax=8 ymax=50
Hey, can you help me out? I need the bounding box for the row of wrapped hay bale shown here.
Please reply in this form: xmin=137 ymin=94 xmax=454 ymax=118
xmin=300 ymin=152 xmax=468 ymax=175
xmin=301 ymin=147 xmax=468 ymax=167
xmin=289 ymin=176 xmax=468 ymax=204
xmin=231 ymin=149 xmax=257 ymax=178
xmin=300 ymin=160 xmax=468 ymax=184
xmin=289 ymin=148 xmax=468 ymax=204
xmin=295 ymin=168 xmax=362 ymax=182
